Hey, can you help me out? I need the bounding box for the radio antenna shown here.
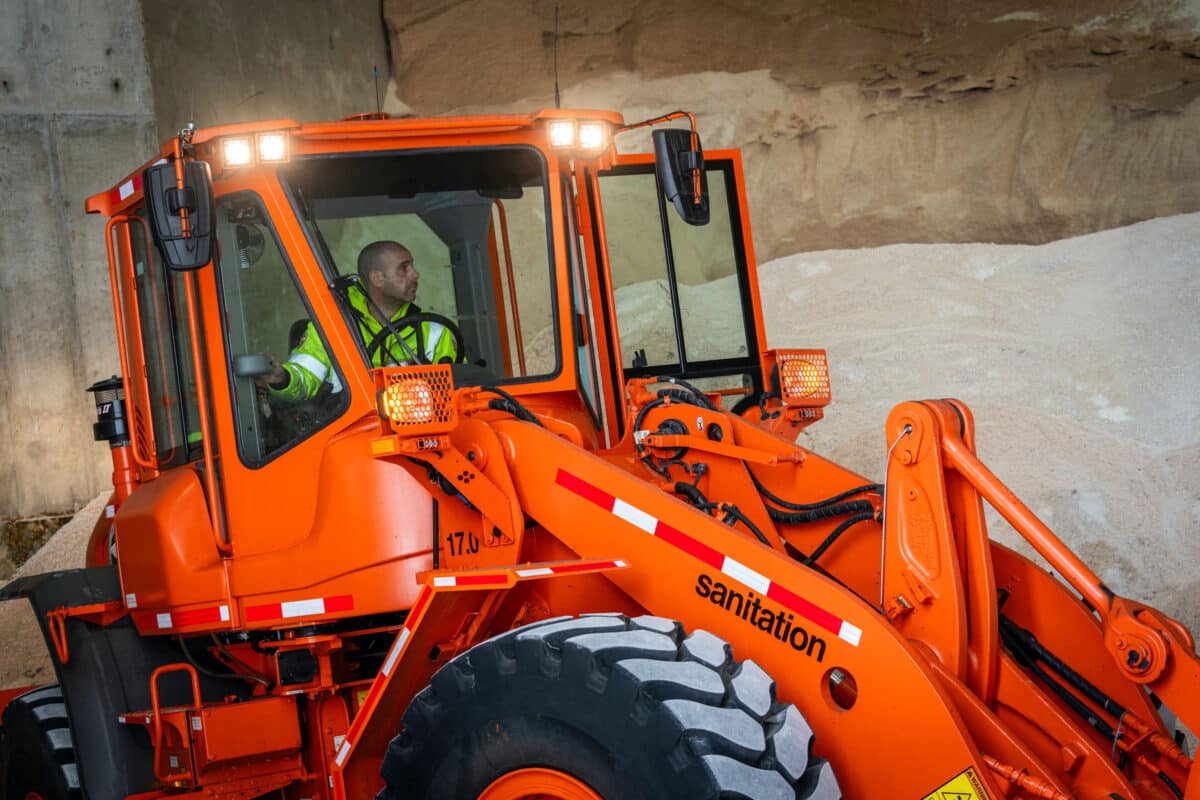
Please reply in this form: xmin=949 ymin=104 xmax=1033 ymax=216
xmin=553 ymin=5 xmax=561 ymax=109
xmin=374 ymin=65 xmax=382 ymax=114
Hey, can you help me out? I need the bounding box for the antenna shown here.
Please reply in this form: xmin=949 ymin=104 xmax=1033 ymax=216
xmin=553 ymin=5 xmax=561 ymax=109
xmin=374 ymin=65 xmax=382 ymax=114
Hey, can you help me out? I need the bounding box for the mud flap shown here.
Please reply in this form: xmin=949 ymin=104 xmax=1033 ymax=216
xmin=1 ymin=567 xmax=244 ymax=799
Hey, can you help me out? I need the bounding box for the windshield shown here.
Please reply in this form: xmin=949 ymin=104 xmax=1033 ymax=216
xmin=280 ymin=147 xmax=558 ymax=383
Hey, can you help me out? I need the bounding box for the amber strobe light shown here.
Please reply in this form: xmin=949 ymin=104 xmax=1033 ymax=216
xmin=374 ymin=364 xmax=457 ymax=439
xmin=384 ymin=379 xmax=435 ymax=425
xmin=771 ymin=350 xmax=831 ymax=406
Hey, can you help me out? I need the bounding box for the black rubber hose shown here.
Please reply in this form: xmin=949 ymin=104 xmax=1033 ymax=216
xmin=484 ymin=393 xmax=544 ymax=427
xmin=804 ymin=512 xmax=877 ymax=565
xmin=673 ymin=481 xmax=712 ymax=510
xmin=999 ymin=615 xmax=1128 ymax=719
xmin=747 ymin=468 xmax=881 ymax=512
xmin=656 ymin=376 xmax=719 ymax=411
xmin=484 ymin=386 xmax=547 ymax=429
xmin=766 ymin=499 xmax=876 ymax=525
xmin=720 ymin=503 xmax=773 ymax=547
xmin=999 ymin=616 xmax=1117 ymax=739
xmin=1158 ymin=771 xmax=1184 ymax=799
xmin=657 ymin=387 xmax=710 ymax=409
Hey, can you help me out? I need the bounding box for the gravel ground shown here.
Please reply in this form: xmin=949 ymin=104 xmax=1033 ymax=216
xmin=0 ymin=492 xmax=107 ymax=689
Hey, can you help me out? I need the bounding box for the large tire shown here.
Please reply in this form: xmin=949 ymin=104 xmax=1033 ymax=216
xmin=379 ymin=614 xmax=840 ymax=800
xmin=0 ymin=685 xmax=82 ymax=800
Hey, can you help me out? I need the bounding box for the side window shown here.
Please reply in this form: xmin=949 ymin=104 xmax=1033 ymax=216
xmin=599 ymin=168 xmax=749 ymax=368
xmin=214 ymin=193 xmax=346 ymax=465
xmin=128 ymin=216 xmax=202 ymax=466
xmin=595 ymin=160 xmax=761 ymax=410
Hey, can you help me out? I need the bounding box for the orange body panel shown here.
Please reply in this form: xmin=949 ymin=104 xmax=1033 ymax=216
xmin=37 ymin=108 xmax=1196 ymax=800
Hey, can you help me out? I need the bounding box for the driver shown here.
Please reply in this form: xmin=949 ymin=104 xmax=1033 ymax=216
xmin=259 ymin=240 xmax=458 ymax=401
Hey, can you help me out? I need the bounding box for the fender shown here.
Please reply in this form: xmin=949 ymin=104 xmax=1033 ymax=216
xmin=0 ymin=567 xmax=247 ymax=799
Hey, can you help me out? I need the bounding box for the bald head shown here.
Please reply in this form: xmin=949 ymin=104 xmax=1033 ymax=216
xmin=358 ymin=240 xmax=420 ymax=317
xmin=357 ymin=240 xmax=410 ymax=282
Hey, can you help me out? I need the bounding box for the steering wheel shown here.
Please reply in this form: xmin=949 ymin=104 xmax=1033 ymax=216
xmin=389 ymin=312 xmax=468 ymax=365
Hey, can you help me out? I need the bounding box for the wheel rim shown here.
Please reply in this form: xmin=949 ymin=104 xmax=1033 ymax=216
xmin=479 ymin=767 xmax=604 ymax=800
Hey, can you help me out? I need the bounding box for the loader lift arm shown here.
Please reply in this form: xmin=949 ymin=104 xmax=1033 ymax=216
xmin=886 ymin=399 xmax=1200 ymax=798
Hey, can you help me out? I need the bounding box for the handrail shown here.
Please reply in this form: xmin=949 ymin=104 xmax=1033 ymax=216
xmin=128 ymin=215 xmax=183 ymax=465
xmin=148 ymin=662 xmax=201 ymax=784
xmin=104 ymin=216 xmax=157 ymax=470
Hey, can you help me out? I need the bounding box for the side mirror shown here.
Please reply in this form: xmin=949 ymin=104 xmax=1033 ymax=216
xmin=143 ymin=160 xmax=215 ymax=271
xmin=653 ymin=128 xmax=709 ymax=226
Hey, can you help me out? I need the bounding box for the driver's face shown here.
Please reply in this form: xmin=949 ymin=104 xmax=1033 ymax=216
xmin=378 ymin=248 xmax=419 ymax=305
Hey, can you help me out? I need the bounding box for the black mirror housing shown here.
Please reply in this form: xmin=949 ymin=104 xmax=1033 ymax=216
xmin=653 ymin=128 xmax=709 ymax=226
xmin=143 ymin=160 xmax=215 ymax=271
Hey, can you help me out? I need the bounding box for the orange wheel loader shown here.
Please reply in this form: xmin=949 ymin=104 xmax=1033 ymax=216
xmin=0 ymin=108 xmax=1197 ymax=800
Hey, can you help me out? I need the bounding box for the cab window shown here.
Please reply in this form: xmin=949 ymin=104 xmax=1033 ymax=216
xmin=281 ymin=147 xmax=558 ymax=385
xmin=214 ymin=192 xmax=347 ymax=465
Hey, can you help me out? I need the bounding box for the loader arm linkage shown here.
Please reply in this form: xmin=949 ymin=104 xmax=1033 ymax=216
xmin=885 ymin=399 xmax=1199 ymax=799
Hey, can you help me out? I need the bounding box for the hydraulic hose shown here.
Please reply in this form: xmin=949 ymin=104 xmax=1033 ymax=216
xmin=804 ymin=512 xmax=878 ymax=565
xmin=655 ymin=376 xmax=719 ymax=411
xmin=747 ymin=468 xmax=881 ymax=513
xmin=482 ymin=386 xmax=544 ymax=427
xmin=765 ymin=499 xmax=876 ymax=525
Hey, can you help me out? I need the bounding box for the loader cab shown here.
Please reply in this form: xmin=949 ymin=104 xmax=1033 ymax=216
xmin=87 ymin=109 xmax=773 ymax=628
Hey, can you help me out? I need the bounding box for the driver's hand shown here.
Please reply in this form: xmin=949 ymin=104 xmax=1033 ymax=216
xmin=254 ymin=355 xmax=288 ymax=389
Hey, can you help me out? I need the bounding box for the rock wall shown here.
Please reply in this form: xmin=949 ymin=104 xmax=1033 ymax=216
xmin=383 ymin=0 xmax=1200 ymax=257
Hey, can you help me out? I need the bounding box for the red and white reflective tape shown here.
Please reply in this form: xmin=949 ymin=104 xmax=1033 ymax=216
xmin=515 ymin=560 xmax=627 ymax=578
xmin=555 ymin=469 xmax=863 ymax=647
xmin=334 ymin=587 xmax=432 ymax=771
xmin=108 ymin=175 xmax=143 ymax=205
xmin=245 ymin=594 xmax=354 ymax=623
xmin=431 ymin=573 xmax=508 ymax=588
xmin=136 ymin=604 xmax=230 ymax=631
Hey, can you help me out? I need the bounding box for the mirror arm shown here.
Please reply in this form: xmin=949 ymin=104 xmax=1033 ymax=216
xmin=619 ymin=110 xmax=704 ymax=207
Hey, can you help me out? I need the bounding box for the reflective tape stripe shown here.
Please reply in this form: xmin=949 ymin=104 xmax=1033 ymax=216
xmin=144 ymin=604 xmax=231 ymax=631
xmin=555 ymin=468 xmax=863 ymax=648
xmin=382 ymin=627 xmax=410 ymax=676
xmin=515 ymin=567 xmax=554 ymax=577
xmin=108 ymin=175 xmax=143 ymax=205
xmin=424 ymin=322 xmax=445 ymax=361
xmin=281 ymin=598 xmax=324 ymax=618
xmin=721 ymin=557 xmax=771 ymax=595
xmin=612 ymin=498 xmax=657 ymax=534
xmin=245 ymin=594 xmax=354 ymax=622
xmin=288 ymin=352 xmax=328 ymax=384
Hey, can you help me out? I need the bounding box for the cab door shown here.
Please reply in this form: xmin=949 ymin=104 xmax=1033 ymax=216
xmin=584 ymin=151 xmax=769 ymax=435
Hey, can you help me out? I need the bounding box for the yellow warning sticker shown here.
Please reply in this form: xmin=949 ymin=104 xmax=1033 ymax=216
xmin=921 ymin=766 xmax=991 ymax=800
xmin=355 ymin=688 xmax=370 ymax=709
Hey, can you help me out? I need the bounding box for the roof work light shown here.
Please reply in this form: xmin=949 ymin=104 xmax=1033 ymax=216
xmin=578 ymin=121 xmax=608 ymax=150
xmin=256 ymin=132 xmax=289 ymax=163
xmin=548 ymin=120 xmax=577 ymax=148
xmin=221 ymin=137 xmax=253 ymax=169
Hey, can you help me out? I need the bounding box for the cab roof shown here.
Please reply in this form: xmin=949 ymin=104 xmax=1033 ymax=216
xmin=86 ymin=108 xmax=626 ymax=216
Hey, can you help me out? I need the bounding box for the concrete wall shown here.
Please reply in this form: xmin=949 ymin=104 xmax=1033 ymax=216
xmin=142 ymin=1 xmax=390 ymax=141
xmin=0 ymin=0 xmax=158 ymax=517
xmin=0 ymin=0 xmax=388 ymax=519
